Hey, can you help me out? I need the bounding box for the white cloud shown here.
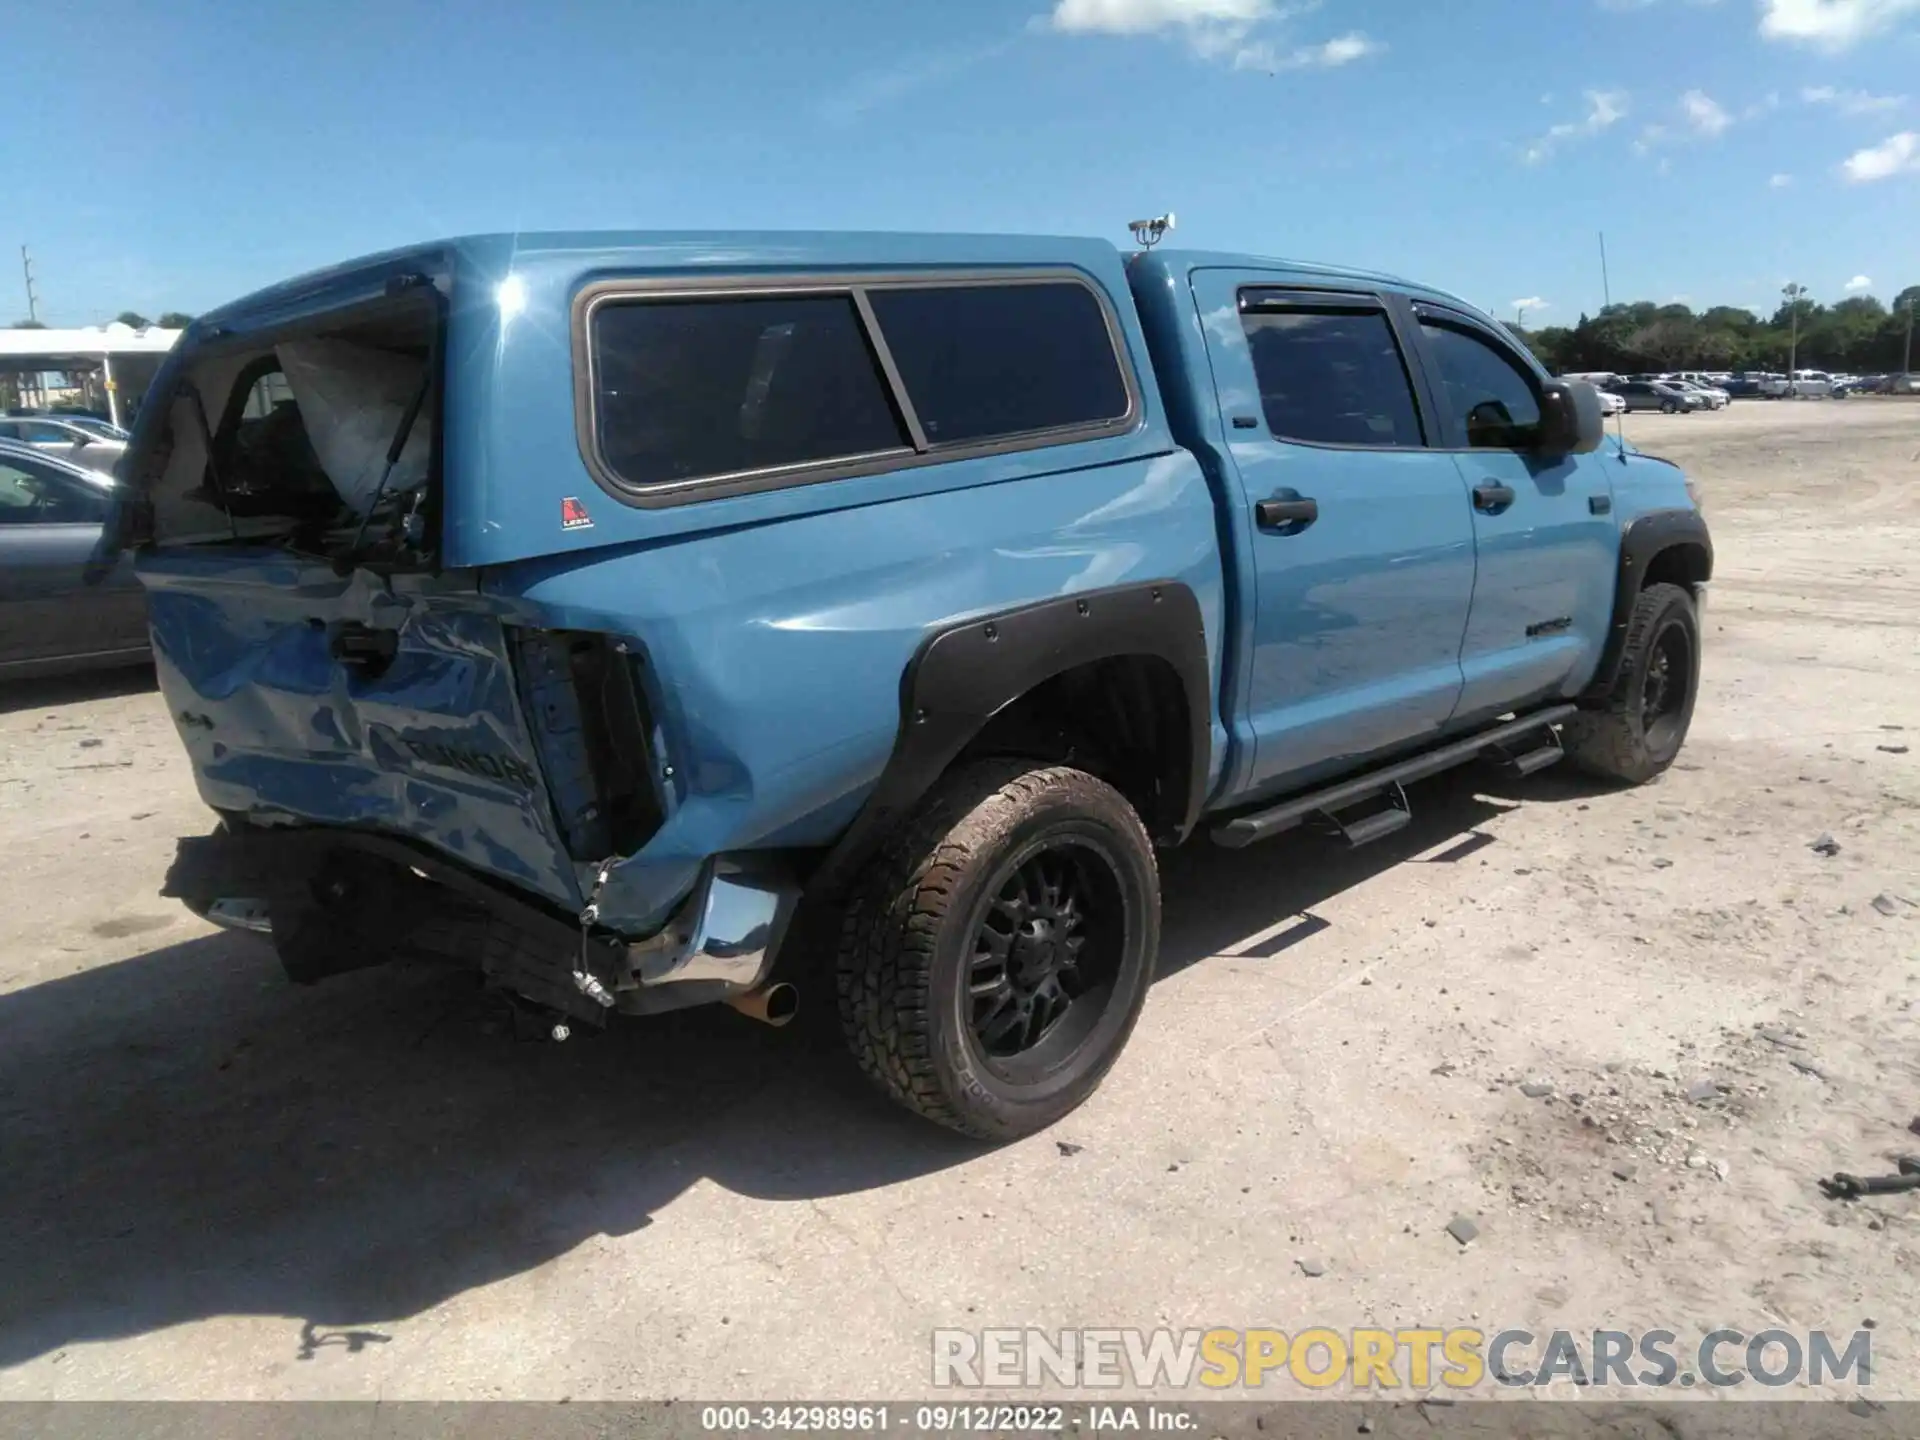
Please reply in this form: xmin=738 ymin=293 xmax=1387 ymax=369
xmin=1525 ymin=89 xmax=1629 ymax=162
xmin=1045 ymin=0 xmax=1382 ymax=70
xmin=1511 ymin=297 xmax=1549 ymax=311
xmin=1682 ymin=89 xmax=1733 ymax=135
xmin=1845 ymin=274 xmax=1873 ymax=289
xmin=1769 ymin=171 xmax=1795 ymax=185
xmin=1841 ymin=130 xmax=1920 ymax=179
xmin=1759 ymin=0 xmax=1920 ymax=50
xmin=820 ymin=39 xmax=1017 ymax=124
xmin=1233 ymin=29 xmax=1382 ymax=69
xmin=1802 ymin=85 xmax=1907 ymax=114
xmin=1048 ymin=0 xmax=1273 ymax=33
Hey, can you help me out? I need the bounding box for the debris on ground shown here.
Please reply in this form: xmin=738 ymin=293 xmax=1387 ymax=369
xmin=1519 ymin=1080 xmax=1555 ymax=1098
xmin=1877 ymin=745 xmax=1909 ymax=755
xmin=1818 ymin=1159 xmax=1920 ymax=1200
xmin=1056 ymin=1142 xmax=1083 ymax=1158
xmin=1297 ymin=1257 xmax=1326 ymax=1277
xmin=1684 ymin=1078 xmax=1724 ymax=1103
xmin=1446 ymin=1216 xmax=1480 ymax=1246
xmin=1873 ymin=894 xmax=1902 ymax=916
xmin=1810 ymin=833 xmax=1842 ymax=857
xmin=1757 ymin=1025 xmax=1806 ymax=1050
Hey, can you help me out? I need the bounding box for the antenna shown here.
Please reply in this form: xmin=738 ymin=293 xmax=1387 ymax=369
xmin=1128 ymin=213 xmax=1176 ymax=250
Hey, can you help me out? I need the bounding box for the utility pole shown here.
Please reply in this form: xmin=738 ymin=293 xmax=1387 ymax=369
xmin=20 ymin=246 xmax=39 ymax=324
xmin=1599 ymin=231 xmax=1613 ymax=311
xmin=1782 ymin=282 xmax=1807 ymax=387
xmin=1515 ymin=303 xmax=1528 ymax=332
xmin=1904 ymin=296 xmax=1914 ymax=377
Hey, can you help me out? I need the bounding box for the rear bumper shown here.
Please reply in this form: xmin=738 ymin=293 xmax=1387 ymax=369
xmin=164 ymin=823 xmax=801 ymax=1019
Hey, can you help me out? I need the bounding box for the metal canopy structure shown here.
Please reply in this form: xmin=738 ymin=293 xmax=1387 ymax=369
xmin=0 ymin=324 xmax=181 ymax=427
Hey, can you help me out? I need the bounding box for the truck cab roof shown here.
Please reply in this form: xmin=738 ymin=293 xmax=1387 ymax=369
xmin=190 ymin=231 xmax=1467 ymax=333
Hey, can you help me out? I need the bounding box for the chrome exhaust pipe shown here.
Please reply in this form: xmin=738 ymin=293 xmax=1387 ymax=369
xmin=726 ymin=981 xmax=798 ymax=1028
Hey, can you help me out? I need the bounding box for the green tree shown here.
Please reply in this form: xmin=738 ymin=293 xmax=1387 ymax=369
xmin=114 ymin=311 xmax=151 ymax=329
xmin=9 ymin=319 xmax=47 ymax=329
xmin=157 ymin=311 xmax=193 ymax=329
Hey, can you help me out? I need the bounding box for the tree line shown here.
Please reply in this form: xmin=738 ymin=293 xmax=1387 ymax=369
xmin=1515 ymin=286 xmax=1918 ymax=377
xmin=9 ymin=312 xmax=194 ymax=330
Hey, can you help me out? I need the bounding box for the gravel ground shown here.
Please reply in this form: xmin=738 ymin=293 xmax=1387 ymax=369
xmin=0 ymin=400 xmax=1916 ymax=1404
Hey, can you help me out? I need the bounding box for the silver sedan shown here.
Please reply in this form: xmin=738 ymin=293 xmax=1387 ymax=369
xmin=0 ymin=416 xmax=129 ymax=476
xmin=0 ymin=439 xmax=150 ymax=678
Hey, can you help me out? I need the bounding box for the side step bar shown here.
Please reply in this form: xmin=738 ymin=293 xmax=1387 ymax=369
xmin=1211 ymin=704 xmax=1578 ymax=851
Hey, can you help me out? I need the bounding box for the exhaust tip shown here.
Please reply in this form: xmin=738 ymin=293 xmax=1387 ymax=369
xmin=728 ymin=981 xmax=799 ymax=1028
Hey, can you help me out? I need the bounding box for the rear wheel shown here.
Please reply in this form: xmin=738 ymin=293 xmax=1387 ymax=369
xmin=1563 ymin=582 xmax=1700 ymax=785
xmin=1661 ymin=399 xmax=1678 ymax=414
xmin=836 ymin=762 xmax=1160 ymax=1139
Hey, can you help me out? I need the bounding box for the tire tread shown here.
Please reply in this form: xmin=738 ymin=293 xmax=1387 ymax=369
xmin=834 ymin=761 xmax=1156 ymax=1138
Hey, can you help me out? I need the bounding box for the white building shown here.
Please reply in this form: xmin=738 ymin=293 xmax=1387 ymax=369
xmin=0 ymin=322 xmax=182 ymax=428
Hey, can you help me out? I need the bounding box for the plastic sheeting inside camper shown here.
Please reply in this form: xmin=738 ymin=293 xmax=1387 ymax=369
xmin=276 ymin=339 xmax=430 ymax=515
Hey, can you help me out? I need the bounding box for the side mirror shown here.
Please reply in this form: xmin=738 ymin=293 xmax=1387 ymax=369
xmin=1537 ymin=379 xmax=1604 ymax=457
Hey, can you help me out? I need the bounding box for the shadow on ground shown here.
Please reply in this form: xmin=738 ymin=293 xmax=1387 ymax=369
xmin=0 ymin=761 xmax=1567 ymax=1366
xmin=0 ymin=663 xmax=156 ymax=717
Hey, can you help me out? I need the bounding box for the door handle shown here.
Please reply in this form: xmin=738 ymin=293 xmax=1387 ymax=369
xmin=1255 ymin=494 xmax=1319 ymax=533
xmin=1473 ymin=482 xmax=1517 ymax=513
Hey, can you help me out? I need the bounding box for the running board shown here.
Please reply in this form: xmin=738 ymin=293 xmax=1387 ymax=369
xmin=1211 ymin=704 xmax=1579 ymax=851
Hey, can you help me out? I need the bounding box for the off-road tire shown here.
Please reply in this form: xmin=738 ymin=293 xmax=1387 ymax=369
xmin=835 ymin=761 xmax=1160 ymax=1140
xmin=1563 ymin=582 xmax=1701 ymax=785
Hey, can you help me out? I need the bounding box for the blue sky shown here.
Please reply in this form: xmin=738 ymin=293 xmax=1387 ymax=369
xmin=5 ymin=0 xmax=1916 ymax=326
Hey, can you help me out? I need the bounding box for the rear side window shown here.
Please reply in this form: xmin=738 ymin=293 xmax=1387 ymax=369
xmin=0 ymin=459 xmax=107 ymax=525
xmin=866 ymin=282 xmax=1130 ymax=446
xmin=1239 ymin=307 xmax=1425 ymax=448
xmin=1419 ymin=320 xmax=1543 ymax=449
xmin=590 ymin=293 xmax=910 ymax=489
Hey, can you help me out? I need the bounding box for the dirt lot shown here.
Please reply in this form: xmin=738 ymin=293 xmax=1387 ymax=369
xmin=1 ymin=400 xmax=1916 ymax=1405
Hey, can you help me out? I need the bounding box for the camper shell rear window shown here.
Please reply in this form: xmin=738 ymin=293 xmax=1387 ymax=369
xmin=138 ymin=288 xmax=442 ymax=566
xmin=575 ymin=270 xmax=1139 ymax=505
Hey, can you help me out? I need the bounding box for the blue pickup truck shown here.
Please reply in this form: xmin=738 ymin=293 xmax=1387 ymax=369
xmin=119 ymin=230 xmax=1710 ymax=1138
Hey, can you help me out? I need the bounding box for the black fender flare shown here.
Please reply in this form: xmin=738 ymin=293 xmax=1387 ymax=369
xmin=1583 ymin=507 xmax=1713 ymax=702
xmin=810 ymin=580 xmax=1212 ymax=896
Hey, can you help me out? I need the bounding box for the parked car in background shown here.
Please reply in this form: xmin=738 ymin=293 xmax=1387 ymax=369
xmin=1767 ymin=370 xmax=1835 ymax=398
xmin=1667 ymin=380 xmax=1728 ymax=410
xmin=1597 ymin=389 xmax=1626 ymax=416
xmin=55 ymin=416 xmax=132 ymax=441
xmin=1721 ymin=376 xmax=1764 ymax=399
xmin=1612 ymin=380 xmax=1705 ymax=413
xmin=0 ymin=440 xmax=150 ymax=679
xmin=0 ymin=416 xmax=128 ymax=476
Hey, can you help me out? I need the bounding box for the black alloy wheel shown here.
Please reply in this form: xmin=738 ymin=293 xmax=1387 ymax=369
xmin=967 ymin=837 xmax=1124 ymax=1072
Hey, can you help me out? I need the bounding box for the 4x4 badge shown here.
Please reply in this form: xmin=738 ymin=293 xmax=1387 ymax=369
xmin=561 ymin=497 xmax=593 ymax=530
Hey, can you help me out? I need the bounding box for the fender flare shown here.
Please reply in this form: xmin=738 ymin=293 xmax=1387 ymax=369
xmin=810 ymin=580 xmax=1211 ymax=895
xmin=1583 ymin=507 xmax=1713 ymax=702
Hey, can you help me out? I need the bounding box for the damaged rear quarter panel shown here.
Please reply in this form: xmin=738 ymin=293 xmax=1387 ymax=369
xmin=486 ymin=447 xmax=1225 ymax=935
xmin=142 ymin=550 xmax=584 ymax=907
